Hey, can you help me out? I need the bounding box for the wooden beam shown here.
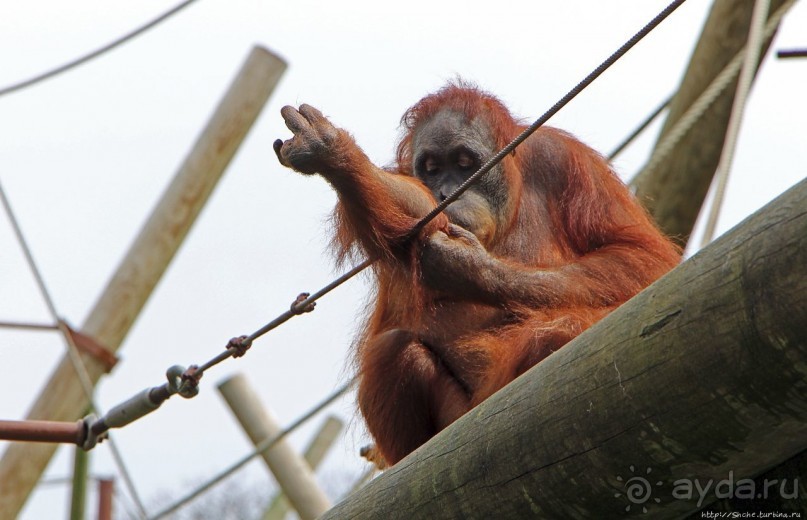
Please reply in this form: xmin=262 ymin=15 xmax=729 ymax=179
xmin=0 ymin=46 xmax=286 ymax=519
xmin=262 ymin=416 xmax=343 ymax=520
xmin=322 ymin=177 xmax=807 ymax=518
xmin=633 ymin=0 xmax=789 ymax=246
xmin=218 ymin=374 xmax=332 ymax=520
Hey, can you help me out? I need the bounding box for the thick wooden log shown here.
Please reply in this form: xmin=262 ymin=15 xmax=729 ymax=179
xmin=323 ymin=177 xmax=807 ymax=518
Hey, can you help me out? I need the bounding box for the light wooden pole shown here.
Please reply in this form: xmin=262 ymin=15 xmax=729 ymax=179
xmin=262 ymin=416 xmax=343 ymax=520
xmin=0 ymin=46 xmax=286 ymax=519
xmin=218 ymin=374 xmax=332 ymax=520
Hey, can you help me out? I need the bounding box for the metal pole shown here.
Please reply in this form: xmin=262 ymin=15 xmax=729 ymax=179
xmin=69 ymin=445 xmax=89 ymax=520
xmin=0 ymin=419 xmax=84 ymax=444
xmin=97 ymin=478 xmax=114 ymax=520
xmin=0 ymin=46 xmax=287 ymax=519
xmin=777 ymin=48 xmax=807 ymax=58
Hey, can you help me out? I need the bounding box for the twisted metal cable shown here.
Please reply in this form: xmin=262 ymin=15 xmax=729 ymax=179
xmin=0 ymin=0 xmax=201 ymax=98
xmin=608 ymin=95 xmax=672 ymax=161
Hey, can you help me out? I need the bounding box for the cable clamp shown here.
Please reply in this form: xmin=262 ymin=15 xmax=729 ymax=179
xmin=226 ymin=335 xmax=252 ymax=358
xmin=290 ymin=292 xmax=316 ymax=315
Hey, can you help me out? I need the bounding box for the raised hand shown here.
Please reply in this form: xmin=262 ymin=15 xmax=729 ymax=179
xmin=273 ymin=104 xmax=347 ymax=175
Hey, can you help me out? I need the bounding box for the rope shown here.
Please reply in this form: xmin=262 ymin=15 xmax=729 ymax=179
xmin=149 ymin=379 xmax=355 ymax=520
xmin=700 ymin=0 xmax=771 ymax=247
xmin=0 ymin=178 xmax=148 ymax=518
xmin=0 ymin=0 xmax=201 ymax=98
xmin=631 ymin=0 xmax=796 ymax=189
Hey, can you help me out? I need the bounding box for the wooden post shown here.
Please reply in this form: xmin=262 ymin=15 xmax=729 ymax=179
xmin=262 ymin=416 xmax=343 ymax=520
xmin=0 ymin=46 xmax=287 ymax=519
xmin=633 ymin=0 xmax=789 ymax=246
xmin=320 ymin=178 xmax=807 ymax=518
xmin=218 ymin=374 xmax=332 ymax=520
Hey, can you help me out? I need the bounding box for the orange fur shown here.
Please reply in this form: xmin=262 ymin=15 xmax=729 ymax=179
xmin=329 ymin=84 xmax=680 ymax=465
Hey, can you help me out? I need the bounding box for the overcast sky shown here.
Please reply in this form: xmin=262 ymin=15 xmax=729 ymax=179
xmin=1 ymin=0 xmax=805 ymax=518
